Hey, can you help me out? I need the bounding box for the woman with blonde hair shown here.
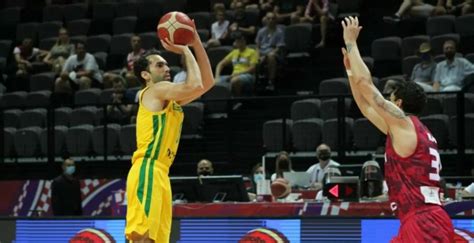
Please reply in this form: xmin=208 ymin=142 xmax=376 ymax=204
xmin=43 ymin=27 xmax=75 ymax=74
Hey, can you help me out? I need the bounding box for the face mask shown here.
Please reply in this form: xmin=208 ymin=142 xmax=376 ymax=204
xmin=253 ymin=173 xmax=264 ymax=183
xmin=421 ymin=53 xmax=431 ymax=62
xmin=65 ymin=166 xmax=75 ymax=175
xmin=198 ymin=171 xmax=211 ymax=176
xmin=445 ymin=51 xmax=455 ymax=59
xmin=318 ymin=150 xmax=331 ymax=161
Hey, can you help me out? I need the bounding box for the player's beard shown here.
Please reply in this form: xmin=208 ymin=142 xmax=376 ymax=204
xmin=151 ymin=73 xmax=170 ymax=83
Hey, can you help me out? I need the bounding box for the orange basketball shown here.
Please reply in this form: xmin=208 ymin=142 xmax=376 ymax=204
xmin=157 ymin=11 xmax=195 ymax=45
xmin=271 ymin=178 xmax=291 ymax=199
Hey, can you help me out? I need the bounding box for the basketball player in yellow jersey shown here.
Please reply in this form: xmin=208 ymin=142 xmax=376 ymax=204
xmin=125 ymin=28 xmax=215 ymax=243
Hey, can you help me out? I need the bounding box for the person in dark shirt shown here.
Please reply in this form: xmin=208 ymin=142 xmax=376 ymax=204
xmin=51 ymin=158 xmax=83 ymax=216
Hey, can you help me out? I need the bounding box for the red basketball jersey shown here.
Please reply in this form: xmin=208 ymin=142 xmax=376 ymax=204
xmin=385 ymin=116 xmax=443 ymax=219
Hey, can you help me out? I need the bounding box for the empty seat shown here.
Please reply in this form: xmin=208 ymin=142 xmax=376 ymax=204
xmin=116 ymin=2 xmax=138 ymax=17
xmin=420 ymin=96 xmax=443 ymax=116
xmin=63 ymin=4 xmax=87 ymax=22
xmin=113 ymin=17 xmax=137 ymax=35
xmin=402 ymin=56 xmax=422 ymax=77
xmin=66 ymin=19 xmax=91 ymax=37
xmin=262 ymin=119 xmax=293 ymax=152
xmin=284 ymin=23 xmax=312 ymax=59
xmin=449 ymin=113 xmax=474 ymax=149
xmin=201 ymin=82 xmax=232 ymax=116
xmin=38 ymin=21 xmax=62 ymax=41
xmin=188 ymin=12 xmax=211 ymax=30
xmin=108 ymin=34 xmax=133 ymax=69
xmin=92 ymin=124 xmax=121 ymax=155
xmin=207 ymin=46 xmax=233 ymax=69
xmin=86 ymin=34 xmax=111 ymax=53
xmin=70 ymin=106 xmax=98 ymax=126
xmin=290 ymin=99 xmax=320 ymax=121
xmin=42 ymin=5 xmax=63 ymax=22
xmin=371 ymin=36 xmax=402 ymax=76
xmin=320 ymin=98 xmax=351 ymax=120
xmin=74 ymin=88 xmax=101 ymax=106
xmin=55 ymin=107 xmax=72 ymax=127
xmin=16 ymin=22 xmax=39 ymax=43
xmin=120 ymin=124 xmax=137 ymax=154
xmin=0 ymin=91 xmax=27 ymax=108
xmin=14 ymin=127 xmax=41 ymax=157
xmin=0 ymin=39 xmax=12 ymax=70
xmin=362 ymin=56 xmax=374 ymax=71
xmin=66 ymin=125 xmax=93 ymax=156
xmin=319 ymin=78 xmax=349 ymax=95
xmin=92 ymin=2 xmax=116 ymax=21
xmin=93 ymin=52 xmax=108 ymax=70
xmin=420 ymin=114 xmax=450 ymax=149
xmin=40 ymin=126 xmax=68 ymax=156
xmin=19 ymin=108 xmax=47 ymax=128
xmin=430 ymin=33 xmax=460 ymax=56
xmin=25 ymin=91 xmax=51 ymax=108
xmin=3 ymin=127 xmax=16 ymax=157
xmin=292 ymin=118 xmax=323 ymax=151
xmin=139 ymin=32 xmax=160 ymax=50
xmin=182 ymin=102 xmax=204 ymax=137
xmin=136 ymin=2 xmax=164 ymax=33
xmin=353 ymin=118 xmax=383 ymax=150
xmin=441 ymin=94 xmax=474 ymax=116
xmin=100 ymin=88 xmax=114 ymax=105
xmin=426 ymin=15 xmax=455 ymax=36
xmin=455 ymin=14 xmax=474 ymax=53
xmin=197 ymin=29 xmax=210 ymax=42
xmin=29 ymin=72 xmax=56 ymax=92
xmin=3 ymin=109 xmax=21 ymax=128
xmin=402 ymin=35 xmax=430 ymax=58
xmin=322 ymin=118 xmax=354 ymax=150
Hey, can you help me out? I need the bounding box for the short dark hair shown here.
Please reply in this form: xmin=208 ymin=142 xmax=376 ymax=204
xmin=74 ymin=40 xmax=86 ymax=48
xmin=133 ymin=50 xmax=161 ymax=86
xmin=392 ymin=81 xmax=427 ymax=115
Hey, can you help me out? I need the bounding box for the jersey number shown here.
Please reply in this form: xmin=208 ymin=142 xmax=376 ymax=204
xmin=428 ymin=132 xmax=441 ymax=181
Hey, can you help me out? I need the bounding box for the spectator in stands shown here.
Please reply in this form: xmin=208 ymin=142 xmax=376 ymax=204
xmin=271 ymin=151 xmax=294 ymax=181
xmin=228 ymin=2 xmax=256 ymax=42
xmin=215 ymin=32 xmax=258 ymax=96
xmin=173 ymin=55 xmax=187 ymax=84
xmin=247 ymin=163 xmax=267 ymax=200
xmin=197 ymin=159 xmax=214 ymax=176
xmin=273 ymin=0 xmax=306 ymax=25
xmin=54 ymin=40 xmax=103 ymax=95
xmin=461 ymin=0 xmax=473 ymax=15
xmin=106 ymin=79 xmax=134 ymax=124
xmin=299 ymin=0 xmax=334 ymax=48
xmin=306 ymin=143 xmax=340 ymax=190
xmin=231 ymin=0 xmax=259 ymax=10
xmin=42 ymin=27 xmax=75 ymax=74
xmin=315 ymin=166 xmax=341 ymax=200
xmin=51 ymin=158 xmax=83 ymax=216
xmin=255 ymin=12 xmax=285 ymax=91
xmin=360 ymin=160 xmax=388 ymax=200
xmin=384 ymin=0 xmax=446 ymax=23
xmin=8 ymin=38 xmax=47 ymax=91
xmin=103 ymin=35 xmax=145 ymax=89
xmin=206 ymin=10 xmax=230 ymax=49
xmin=259 ymin=0 xmax=276 ymax=12
xmin=411 ymin=42 xmax=436 ymax=92
xmin=433 ymin=40 xmax=474 ymax=91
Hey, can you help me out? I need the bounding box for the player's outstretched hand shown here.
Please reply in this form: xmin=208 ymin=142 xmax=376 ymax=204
xmin=161 ymin=37 xmax=189 ymax=55
xmin=341 ymin=16 xmax=362 ymax=44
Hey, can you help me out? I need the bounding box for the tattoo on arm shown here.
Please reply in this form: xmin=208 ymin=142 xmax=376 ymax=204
xmin=346 ymin=43 xmax=353 ymax=53
xmin=372 ymin=92 xmax=406 ymax=119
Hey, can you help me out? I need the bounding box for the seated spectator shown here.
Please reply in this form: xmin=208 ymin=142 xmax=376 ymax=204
xmin=259 ymin=0 xmax=276 ymax=12
xmin=433 ymin=40 xmax=474 ymax=91
xmin=206 ymin=10 xmax=230 ymax=49
xmin=55 ymin=40 xmax=103 ymax=95
xmin=255 ymin=12 xmax=285 ymax=91
xmin=231 ymin=0 xmax=259 ymax=10
xmin=43 ymin=28 xmax=75 ymax=74
xmin=306 ymin=143 xmax=340 ymax=190
xmin=106 ymin=79 xmax=134 ymax=124
xmin=299 ymin=0 xmax=334 ymax=48
xmin=360 ymin=160 xmax=388 ymax=200
xmin=411 ymin=42 xmax=436 ymax=92
xmin=173 ymin=55 xmax=188 ymax=84
xmin=272 ymin=0 xmax=306 ymax=25
xmin=461 ymin=0 xmax=473 ymax=15
xmin=384 ymin=0 xmax=446 ymax=23
xmin=215 ymin=32 xmax=258 ymax=96
xmin=228 ymin=2 xmax=256 ymax=43
xmin=8 ymin=38 xmax=47 ymax=91
xmin=247 ymin=163 xmax=267 ymax=200
xmin=270 ymin=151 xmax=294 ymax=181
xmin=197 ymin=159 xmax=214 ymax=176
xmin=103 ymin=35 xmax=145 ymax=89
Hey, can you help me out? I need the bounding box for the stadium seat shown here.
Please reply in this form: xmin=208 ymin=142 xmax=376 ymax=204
xmin=284 ymin=23 xmax=312 ymax=59
xmin=372 ymin=36 xmax=402 ymax=77
xmin=319 ymin=78 xmax=349 ymax=95
xmin=86 ymin=34 xmax=112 ymax=53
xmin=402 ymin=55 xmax=422 ymax=77
xmin=66 ymin=19 xmax=91 ymax=37
xmin=120 ymin=124 xmax=137 ymax=154
xmin=54 ymin=107 xmax=72 ymax=127
xmin=290 ymin=98 xmax=321 ymax=121
xmin=136 ymin=2 xmax=164 ymax=33
xmin=19 ymin=108 xmax=47 ymax=128
xmin=93 ymin=52 xmax=108 ymax=70
xmin=139 ymin=32 xmax=160 ymax=50
xmin=262 ymin=119 xmax=293 ymax=152
xmin=3 ymin=127 xmax=16 ymax=157
xmin=0 ymin=91 xmax=27 ymax=108
xmin=207 ymin=46 xmax=233 ymax=70
xmin=322 ymin=118 xmax=354 ymax=150
xmin=188 ymin=12 xmax=211 ymax=30
xmin=39 ymin=37 xmax=57 ymax=51
xmin=3 ymin=109 xmax=21 ymax=128
xmin=38 ymin=21 xmax=62 ymax=41
xmin=39 ymin=126 xmax=68 ymax=156
xmin=401 ymin=35 xmax=429 ymax=58
xmin=420 ymin=96 xmax=443 ymax=116
xmin=66 ymin=124 xmax=93 ymax=156
xmin=14 ymin=127 xmax=42 ymax=157
xmin=70 ymin=106 xmax=98 ymax=126
xmin=74 ymin=88 xmax=101 ymax=106
xmin=455 ymin=14 xmax=474 ymax=53
xmin=441 ymin=94 xmax=474 ymax=116
xmin=115 ymin=2 xmax=138 ymax=17
xmin=292 ymin=118 xmax=324 ymax=151
xmin=42 ymin=5 xmax=63 ymax=22
xmin=108 ymin=34 xmax=133 ymax=69
xmin=449 ymin=113 xmax=474 ymax=149
xmin=182 ymin=102 xmax=204 ymax=137
xmin=16 ymin=22 xmax=39 ymax=43
xmin=426 ymin=15 xmax=455 ymax=37
xmin=91 ymin=124 xmax=121 ymax=156
xmin=201 ymin=82 xmax=232 ymax=116
xmin=420 ymin=114 xmax=450 ymax=149
xmin=63 ymin=4 xmax=87 ymax=22
xmin=113 ymin=17 xmax=137 ymax=36
xmin=320 ymin=98 xmax=351 ymax=120
xmin=353 ymin=118 xmax=383 ymax=150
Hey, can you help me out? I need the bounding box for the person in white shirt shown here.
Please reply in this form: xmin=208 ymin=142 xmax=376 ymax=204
xmin=206 ymin=10 xmax=230 ymax=49
xmin=306 ymin=143 xmax=340 ymax=190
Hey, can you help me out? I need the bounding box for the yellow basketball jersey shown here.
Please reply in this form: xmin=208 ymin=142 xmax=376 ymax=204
xmin=132 ymin=86 xmax=184 ymax=170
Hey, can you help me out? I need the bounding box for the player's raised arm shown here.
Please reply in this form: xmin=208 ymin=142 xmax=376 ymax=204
xmin=341 ymin=16 xmax=409 ymax=130
xmin=342 ymin=48 xmax=388 ymax=134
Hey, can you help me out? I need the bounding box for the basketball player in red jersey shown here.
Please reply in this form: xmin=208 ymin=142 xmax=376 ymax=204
xmin=341 ymin=16 xmax=454 ymax=242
